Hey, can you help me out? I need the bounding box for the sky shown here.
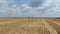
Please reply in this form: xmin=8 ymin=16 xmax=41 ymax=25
xmin=0 ymin=0 xmax=60 ymax=18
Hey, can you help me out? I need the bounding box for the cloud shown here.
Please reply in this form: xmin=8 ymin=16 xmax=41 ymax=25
xmin=28 ymin=0 xmax=45 ymax=7
xmin=0 ymin=0 xmax=60 ymax=18
xmin=19 ymin=0 xmax=60 ymax=17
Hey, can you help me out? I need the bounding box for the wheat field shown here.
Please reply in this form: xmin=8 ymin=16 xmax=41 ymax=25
xmin=0 ymin=18 xmax=60 ymax=34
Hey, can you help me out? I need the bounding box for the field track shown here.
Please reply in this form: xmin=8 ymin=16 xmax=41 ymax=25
xmin=0 ymin=18 xmax=60 ymax=34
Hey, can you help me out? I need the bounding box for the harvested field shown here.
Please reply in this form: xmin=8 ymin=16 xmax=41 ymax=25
xmin=0 ymin=18 xmax=60 ymax=34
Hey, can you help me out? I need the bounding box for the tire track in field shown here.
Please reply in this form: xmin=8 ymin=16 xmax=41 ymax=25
xmin=45 ymin=19 xmax=60 ymax=34
xmin=41 ymin=19 xmax=58 ymax=34
xmin=45 ymin=19 xmax=60 ymax=26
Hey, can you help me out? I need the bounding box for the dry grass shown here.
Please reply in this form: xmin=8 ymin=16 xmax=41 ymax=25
xmin=45 ymin=19 xmax=60 ymax=34
xmin=0 ymin=18 xmax=60 ymax=34
xmin=49 ymin=19 xmax=60 ymax=23
xmin=0 ymin=18 xmax=45 ymax=34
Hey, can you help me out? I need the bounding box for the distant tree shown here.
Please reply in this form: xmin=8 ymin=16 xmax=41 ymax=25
xmin=28 ymin=17 xmax=30 ymax=19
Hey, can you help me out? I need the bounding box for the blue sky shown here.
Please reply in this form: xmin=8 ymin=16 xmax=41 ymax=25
xmin=15 ymin=0 xmax=29 ymax=6
xmin=0 ymin=0 xmax=60 ymax=18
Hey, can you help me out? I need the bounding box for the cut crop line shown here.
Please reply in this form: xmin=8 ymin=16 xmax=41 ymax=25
xmin=45 ymin=19 xmax=60 ymax=26
xmin=0 ymin=20 xmax=20 ymax=25
xmin=41 ymin=19 xmax=58 ymax=34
